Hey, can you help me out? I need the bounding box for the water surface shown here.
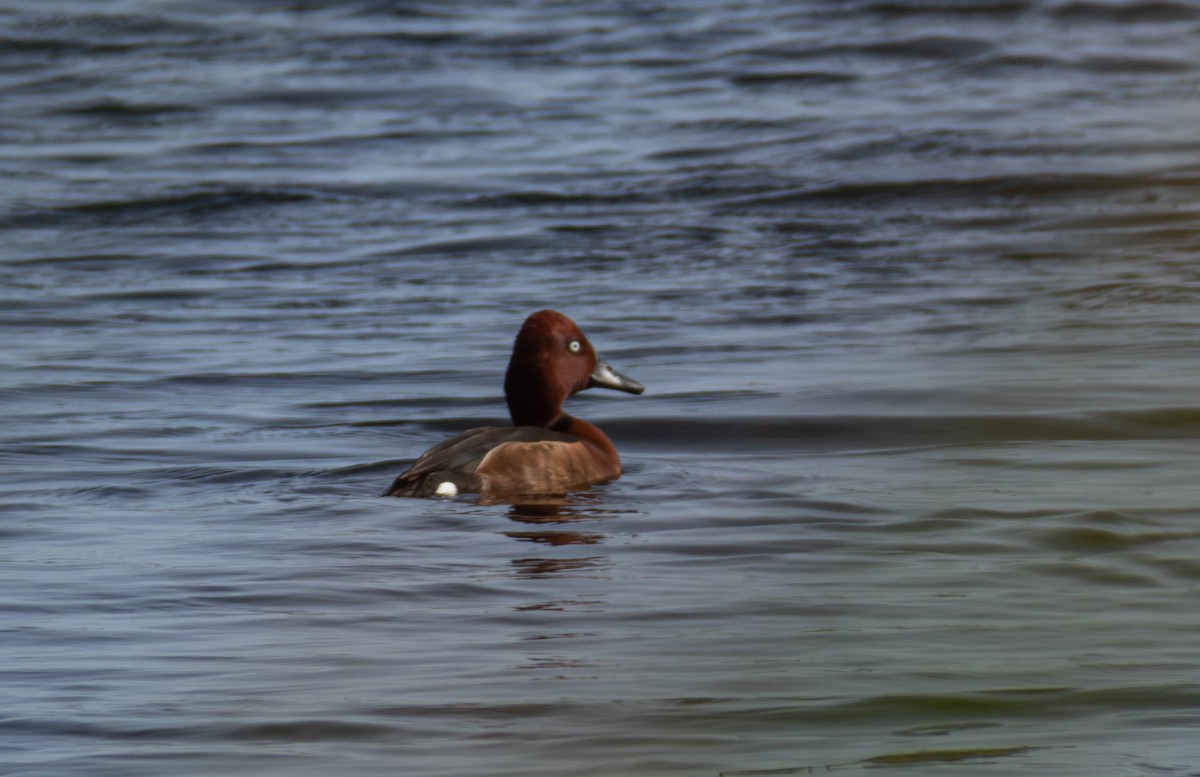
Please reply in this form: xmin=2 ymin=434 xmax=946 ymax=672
xmin=4 ymin=1 xmax=1200 ymax=775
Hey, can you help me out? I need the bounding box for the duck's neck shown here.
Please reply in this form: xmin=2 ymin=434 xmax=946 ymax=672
xmin=505 ymin=357 xmax=567 ymax=427
xmin=507 ymin=397 xmax=562 ymax=428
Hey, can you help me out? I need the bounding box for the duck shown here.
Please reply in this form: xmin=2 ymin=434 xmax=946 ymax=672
xmin=384 ymin=310 xmax=644 ymax=498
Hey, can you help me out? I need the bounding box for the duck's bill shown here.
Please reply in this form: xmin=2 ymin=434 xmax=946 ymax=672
xmin=588 ymin=358 xmax=644 ymax=395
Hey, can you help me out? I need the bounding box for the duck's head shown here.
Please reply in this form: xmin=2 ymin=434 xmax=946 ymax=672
xmin=503 ymin=309 xmax=643 ymax=427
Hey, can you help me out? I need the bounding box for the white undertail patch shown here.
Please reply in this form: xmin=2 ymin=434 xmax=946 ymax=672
xmin=434 ymin=481 xmax=458 ymax=497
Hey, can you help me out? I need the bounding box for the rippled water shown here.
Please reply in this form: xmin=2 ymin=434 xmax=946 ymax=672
xmin=5 ymin=1 xmax=1200 ymax=775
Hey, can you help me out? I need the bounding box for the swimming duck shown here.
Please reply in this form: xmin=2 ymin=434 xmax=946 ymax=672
xmin=384 ymin=310 xmax=644 ymax=498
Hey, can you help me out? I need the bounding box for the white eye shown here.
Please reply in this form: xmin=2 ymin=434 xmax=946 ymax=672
xmin=568 ymin=340 xmax=582 ymax=353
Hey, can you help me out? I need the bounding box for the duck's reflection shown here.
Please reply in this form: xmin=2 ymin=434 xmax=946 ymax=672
xmin=510 ymin=556 xmax=608 ymax=576
xmin=497 ymin=493 xmax=626 ymax=578
xmin=502 ymin=494 xmax=612 ymax=547
xmin=506 ymin=529 xmax=604 ymax=546
xmin=504 ymin=498 xmax=604 ymax=546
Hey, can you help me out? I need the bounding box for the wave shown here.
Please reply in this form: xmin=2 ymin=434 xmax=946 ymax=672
xmin=859 ymin=0 xmax=1198 ymax=22
xmin=728 ymin=70 xmax=858 ymax=87
xmin=54 ymin=98 xmax=199 ymax=119
xmin=1048 ymin=0 xmax=1200 ymax=22
xmin=2 ymin=187 xmax=315 ymax=229
xmin=605 ymin=407 xmax=1200 ymax=452
xmin=857 ymin=0 xmax=1032 ymax=16
xmin=709 ymin=170 xmax=1200 ymax=212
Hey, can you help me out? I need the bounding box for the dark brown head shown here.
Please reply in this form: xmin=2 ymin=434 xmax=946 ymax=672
xmin=503 ymin=310 xmax=643 ymax=427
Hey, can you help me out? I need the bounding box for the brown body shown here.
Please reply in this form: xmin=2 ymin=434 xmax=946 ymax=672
xmin=384 ymin=311 xmax=643 ymax=498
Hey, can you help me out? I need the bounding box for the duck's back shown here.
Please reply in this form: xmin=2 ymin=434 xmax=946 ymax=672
xmin=383 ymin=426 xmax=585 ymax=497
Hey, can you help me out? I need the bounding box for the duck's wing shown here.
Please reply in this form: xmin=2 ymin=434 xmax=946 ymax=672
xmin=383 ymin=426 xmax=576 ymax=497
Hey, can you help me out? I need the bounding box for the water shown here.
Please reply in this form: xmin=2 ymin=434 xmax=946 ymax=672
xmin=4 ymin=1 xmax=1200 ymax=774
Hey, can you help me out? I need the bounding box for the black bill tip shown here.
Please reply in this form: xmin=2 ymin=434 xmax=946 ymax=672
xmin=588 ymin=358 xmax=644 ymax=395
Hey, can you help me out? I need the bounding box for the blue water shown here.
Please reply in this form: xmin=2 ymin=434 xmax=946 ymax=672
xmin=5 ymin=1 xmax=1200 ymax=775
